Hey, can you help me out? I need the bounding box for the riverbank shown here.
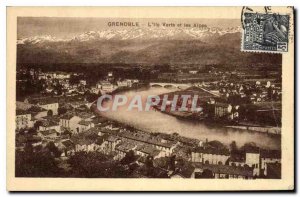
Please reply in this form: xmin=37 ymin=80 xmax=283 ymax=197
xmin=153 ymin=105 xmax=281 ymax=136
xmin=91 ymin=86 xmax=281 ymax=149
xmin=225 ymin=125 xmax=281 ymax=135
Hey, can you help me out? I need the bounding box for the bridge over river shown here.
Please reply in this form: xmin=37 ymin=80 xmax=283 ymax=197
xmin=149 ymin=82 xmax=220 ymax=97
xmin=149 ymin=82 xmax=192 ymax=89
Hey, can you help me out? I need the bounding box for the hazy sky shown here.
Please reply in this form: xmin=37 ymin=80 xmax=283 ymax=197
xmin=17 ymin=17 xmax=240 ymax=39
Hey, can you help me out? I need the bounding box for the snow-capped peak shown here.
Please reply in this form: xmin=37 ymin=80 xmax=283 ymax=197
xmin=17 ymin=26 xmax=242 ymax=44
xmin=17 ymin=35 xmax=69 ymax=44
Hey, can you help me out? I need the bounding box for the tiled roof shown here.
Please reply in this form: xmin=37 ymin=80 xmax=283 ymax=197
xmin=86 ymin=127 xmax=101 ymax=134
xmin=119 ymin=131 xmax=175 ymax=148
xmin=16 ymin=109 xmax=30 ymax=116
xmin=229 ymin=154 xmax=245 ymax=162
xmin=106 ymin=135 xmax=120 ymax=142
xmin=266 ymin=163 xmax=281 ymax=178
xmin=153 ymin=157 xmax=170 ymax=170
xmin=78 ymin=120 xmax=92 ymax=126
xmin=174 ymin=162 xmax=195 ymax=178
xmin=27 ymin=106 xmax=48 ymax=113
xmin=30 ymin=97 xmax=59 ymax=105
xmin=77 ymin=112 xmax=93 ymax=119
xmin=39 ymin=129 xmax=57 ymax=136
xmin=193 ymin=147 xmax=230 ymax=156
xmin=77 ymin=138 xmax=95 ymax=145
xmin=60 ymin=113 xmax=76 ymax=120
xmin=136 ymin=145 xmax=161 ymax=157
xmin=115 ymin=142 xmax=136 ymax=152
xmin=40 ymin=120 xmax=59 ymax=127
xmin=61 ymin=140 xmax=75 ymax=149
xmin=244 ymin=146 xmax=260 ymax=154
xmin=193 ymin=162 xmax=253 ymax=177
xmin=261 ymin=149 xmax=281 ymax=159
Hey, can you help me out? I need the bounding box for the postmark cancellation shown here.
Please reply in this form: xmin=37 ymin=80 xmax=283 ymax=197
xmin=242 ymin=13 xmax=290 ymax=53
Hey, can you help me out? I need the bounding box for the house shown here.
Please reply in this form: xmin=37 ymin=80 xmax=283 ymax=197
xmin=229 ymin=147 xmax=261 ymax=177
xmin=69 ymin=101 xmax=88 ymax=109
xmin=75 ymin=138 xmax=97 ymax=152
xmin=152 ymin=141 xmax=176 ymax=157
xmin=38 ymin=73 xmax=47 ymax=80
xmin=59 ymin=114 xmax=82 ymax=133
xmin=117 ymin=79 xmax=133 ymax=88
xmin=228 ymin=105 xmax=240 ymax=120
xmin=101 ymin=135 xmax=121 ymax=153
xmin=214 ymin=102 xmax=232 ymax=118
xmin=193 ymin=162 xmax=253 ymax=179
xmin=16 ymin=110 xmax=33 ymax=130
xmin=27 ymin=106 xmax=48 ymax=119
xmin=27 ymin=136 xmax=43 ymax=148
xmin=39 ymin=120 xmax=61 ymax=133
xmin=28 ymin=98 xmax=59 ymax=115
xmin=38 ymin=101 xmax=59 ymax=115
xmin=97 ymin=127 xmax=119 ymax=136
xmin=57 ymin=139 xmax=75 ymax=157
xmin=71 ymin=130 xmax=103 ymax=152
xmin=170 ymin=162 xmax=195 ymax=179
xmin=135 ymin=145 xmax=162 ymax=159
xmin=90 ymin=86 xmax=100 ymax=94
xmin=38 ymin=129 xmax=58 ymax=140
xmin=260 ymin=149 xmax=281 ymax=176
xmin=189 ymin=70 xmax=198 ymax=74
xmin=46 ymin=72 xmax=70 ymax=79
xmin=79 ymin=80 xmax=87 ymax=86
xmin=96 ymin=81 xmax=115 ymax=93
xmin=265 ymin=163 xmax=281 ymax=179
xmin=119 ymin=131 xmax=176 ymax=157
xmin=117 ymin=80 xmax=128 ymax=87
xmin=191 ymin=147 xmax=230 ymax=165
xmin=228 ymin=154 xmax=246 ymax=167
xmin=77 ymin=120 xmax=94 ymax=133
xmin=60 ymin=79 xmax=70 ymax=88
xmin=115 ymin=142 xmax=137 ymax=160
xmin=245 ymin=147 xmax=261 ymax=176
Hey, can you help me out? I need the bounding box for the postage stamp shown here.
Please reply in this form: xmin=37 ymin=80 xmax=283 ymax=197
xmin=242 ymin=13 xmax=289 ymax=53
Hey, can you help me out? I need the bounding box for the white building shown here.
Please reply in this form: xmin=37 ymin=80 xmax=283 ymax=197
xmin=214 ymin=103 xmax=232 ymax=118
xmin=189 ymin=70 xmax=198 ymax=74
xmin=79 ymin=80 xmax=87 ymax=86
xmin=191 ymin=147 xmax=230 ymax=165
xmin=38 ymin=120 xmax=61 ymax=133
xmin=15 ymin=110 xmax=34 ymax=130
xmin=96 ymin=81 xmax=115 ymax=93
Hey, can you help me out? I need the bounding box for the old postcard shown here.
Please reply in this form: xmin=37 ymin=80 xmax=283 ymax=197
xmin=7 ymin=6 xmax=294 ymax=191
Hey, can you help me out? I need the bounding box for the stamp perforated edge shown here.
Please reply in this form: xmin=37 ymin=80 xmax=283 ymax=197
xmin=240 ymin=7 xmax=294 ymax=54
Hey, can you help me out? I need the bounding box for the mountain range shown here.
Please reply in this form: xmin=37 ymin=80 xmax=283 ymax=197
xmin=17 ymin=26 xmax=281 ymax=66
xmin=17 ymin=26 xmax=242 ymax=44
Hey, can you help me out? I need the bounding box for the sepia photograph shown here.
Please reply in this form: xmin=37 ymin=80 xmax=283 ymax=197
xmin=6 ymin=6 xmax=294 ymax=191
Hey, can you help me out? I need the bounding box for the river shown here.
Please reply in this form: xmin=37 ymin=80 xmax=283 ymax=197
xmin=97 ymin=86 xmax=280 ymax=150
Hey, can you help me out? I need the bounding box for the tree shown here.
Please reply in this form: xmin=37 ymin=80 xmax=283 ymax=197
xmin=230 ymin=141 xmax=238 ymax=153
xmin=68 ymin=152 xmax=129 ymax=178
xmin=207 ymin=140 xmax=226 ymax=150
xmin=34 ymin=121 xmax=43 ymax=129
xmin=15 ymin=146 xmax=62 ymax=177
xmin=169 ymin=155 xmax=176 ymax=171
xmin=46 ymin=141 xmax=62 ymax=158
xmin=58 ymin=107 xmax=67 ymax=115
xmin=121 ymin=150 xmax=136 ymax=165
xmin=145 ymin=156 xmax=154 ymax=177
xmin=200 ymin=169 xmax=214 ymax=178
xmin=47 ymin=110 xmax=53 ymax=116
xmin=240 ymin=142 xmax=257 ymax=152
